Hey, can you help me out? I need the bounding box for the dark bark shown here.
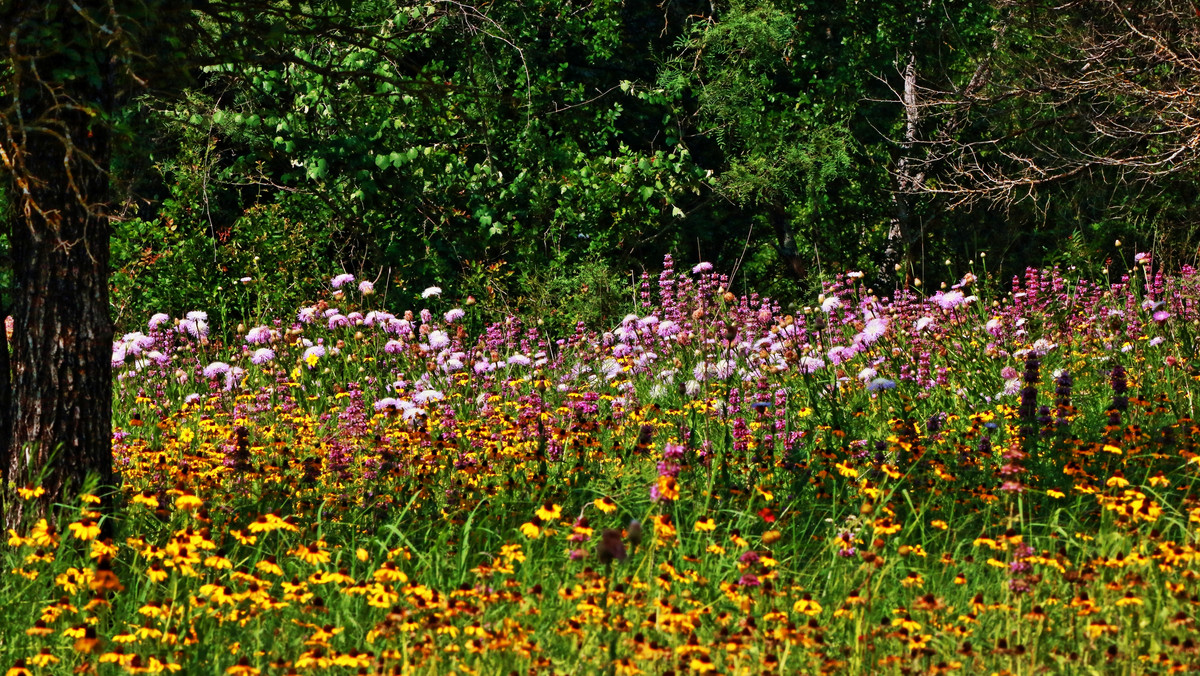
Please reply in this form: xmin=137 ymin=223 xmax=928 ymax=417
xmin=770 ymin=202 xmax=807 ymax=280
xmin=0 ymin=4 xmax=115 ymax=529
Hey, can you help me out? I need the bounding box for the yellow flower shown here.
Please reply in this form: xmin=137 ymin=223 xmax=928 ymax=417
xmin=80 ymin=494 xmax=101 ymax=505
xmin=28 ymin=650 xmax=58 ymax=668
xmin=656 ymin=475 xmax=680 ymax=501
xmin=693 ymin=518 xmax=716 ymax=532
xmin=175 ymin=494 xmax=203 ymax=511
xmin=67 ymin=519 xmax=100 ymax=541
xmin=225 ymin=658 xmax=260 ymax=675
xmin=519 ymin=522 xmax=541 ymax=539
xmin=17 ymin=485 xmax=44 ymax=500
xmin=931 ymin=520 xmax=949 ymax=530
xmin=30 ymin=520 xmax=59 ymax=547
xmin=535 ymin=503 xmax=562 ymax=521
xmin=231 ymin=530 xmax=257 ymax=546
xmin=291 ymin=543 xmax=331 ymax=566
xmin=593 ymin=497 xmax=617 ymax=514
xmin=793 ymin=594 xmax=822 ymax=616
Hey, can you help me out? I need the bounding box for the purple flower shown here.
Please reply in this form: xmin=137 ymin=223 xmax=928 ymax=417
xmin=302 ymin=345 xmax=325 ymax=365
xmin=251 ymin=348 xmax=275 ymax=365
xmin=373 ymin=397 xmax=405 ymax=412
xmin=331 ymin=273 xmax=355 ymax=289
xmin=933 ymin=290 xmax=966 ymax=310
xmin=148 ymin=313 xmax=171 ymax=330
xmin=858 ymin=317 xmax=888 ymax=345
xmin=1153 ymin=310 xmax=1170 ymax=322
xmin=413 ymin=389 xmax=444 ymax=404
xmin=203 ymin=361 xmax=231 ymax=379
xmin=179 ymin=318 xmax=209 ymax=339
xmin=866 ymin=377 xmax=896 ymax=392
xmin=383 ymin=340 xmax=405 ymax=354
xmin=428 ymin=330 xmax=450 ymax=350
xmin=245 ymin=325 xmax=272 ymax=344
xmin=692 ymin=262 xmax=713 ymax=274
xmin=798 ymin=356 xmax=825 ymax=374
xmin=358 ymin=280 xmax=375 ymax=295
xmin=444 ymin=308 xmax=465 ymax=323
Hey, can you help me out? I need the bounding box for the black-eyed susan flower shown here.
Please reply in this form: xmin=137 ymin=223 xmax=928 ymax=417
xmin=67 ymin=519 xmax=101 ymax=541
xmin=594 ymin=496 xmax=617 ymax=514
xmin=535 ymin=503 xmax=562 ymax=521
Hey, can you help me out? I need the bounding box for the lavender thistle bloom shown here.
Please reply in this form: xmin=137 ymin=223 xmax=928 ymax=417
xmin=179 ymin=317 xmax=209 ymax=339
xmin=148 ymin=313 xmax=171 ymax=330
xmin=331 ymin=273 xmax=355 ymax=289
xmin=444 ymin=308 xmax=465 ymax=323
xmin=692 ymin=261 xmax=713 ymax=274
xmin=203 ymin=361 xmax=231 ymax=379
xmin=302 ymin=345 xmax=325 ymax=365
xmin=857 ymin=317 xmax=888 ymax=345
xmin=413 ymin=389 xmax=444 ymax=404
xmin=251 ymin=348 xmax=275 ymax=365
xmin=427 ymin=330 xmax=450 ymax=350
xmin=245 ymin=325 xmax=272 ymax=344
xmin=358 ymin=280 xmax=375 ymax=295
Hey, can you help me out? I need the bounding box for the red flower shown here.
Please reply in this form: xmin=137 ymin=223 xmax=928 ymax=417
xmin=758 ymin=507 xmax=776 ymax=523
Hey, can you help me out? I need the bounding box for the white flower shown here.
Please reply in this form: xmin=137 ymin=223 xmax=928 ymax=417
xmin=422 ymin=286 xmax=442 ymax=299
xmin=413 ymin=389 xmax=444 ymax=404
xmin=428 ymin=330 xmax=450 ymax=350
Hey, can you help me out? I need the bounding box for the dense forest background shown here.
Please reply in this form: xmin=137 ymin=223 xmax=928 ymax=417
xmin=27 ymin=0 xmax=1195 ymax=334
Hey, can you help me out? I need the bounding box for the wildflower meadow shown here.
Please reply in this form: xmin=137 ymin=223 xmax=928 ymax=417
xmin=5 ymin=254 xmax=1200 ymax=675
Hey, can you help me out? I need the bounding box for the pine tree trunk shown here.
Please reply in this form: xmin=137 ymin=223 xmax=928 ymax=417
xmin=0 ymin=24 xmax=114 ymax=528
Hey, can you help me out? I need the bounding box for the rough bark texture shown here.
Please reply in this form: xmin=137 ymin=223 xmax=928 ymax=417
xmin=0 ymin=5 xmax=115 ymax=528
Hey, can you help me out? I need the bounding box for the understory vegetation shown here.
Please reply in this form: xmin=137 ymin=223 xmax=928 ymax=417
xmin=5 ymin=256 xmax=1200 ymax=673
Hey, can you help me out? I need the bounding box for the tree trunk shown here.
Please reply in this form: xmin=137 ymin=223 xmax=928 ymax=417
xmin=885 ymin=51 xmax=925 ymax=282
xmin=769 ymin=202 xmax=807 ymax=280
xmin=0 ymin=14 xmax=114 ymax=528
